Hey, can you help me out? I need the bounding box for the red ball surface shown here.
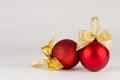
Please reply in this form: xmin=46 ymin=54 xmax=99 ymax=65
xmin=78 ymin=40 xmax=109 ymax=71
xmin=52 ymin=39 xmax=79 ymax=69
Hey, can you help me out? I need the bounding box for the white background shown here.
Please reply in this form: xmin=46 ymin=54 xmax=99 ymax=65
xmin=0 ymin=0 xmax=120 ymax=80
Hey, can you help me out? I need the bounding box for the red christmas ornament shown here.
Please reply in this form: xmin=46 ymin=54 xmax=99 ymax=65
xmin=77 ymin=17 xmax=112 ymax=71
xmin=52 ymin=39 xmax=79 ymax=69
xmin=78 ymin=40 xmax=109 ymax=71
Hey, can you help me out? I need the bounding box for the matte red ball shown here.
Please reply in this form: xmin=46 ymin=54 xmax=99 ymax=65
xmin=78 ymin=40 xmax=109 ymax=71
xmin=52 ymin=39 xmax=79 ymax=69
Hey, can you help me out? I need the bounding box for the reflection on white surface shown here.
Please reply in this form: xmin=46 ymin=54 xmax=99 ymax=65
xmin=0 ymin=54 xmax=120 ymax=80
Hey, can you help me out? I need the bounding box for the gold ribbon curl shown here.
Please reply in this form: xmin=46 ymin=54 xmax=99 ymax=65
xmin=32 ymin=39 xmax=63 ymax=70
xmin=77 ymin=17 xmax=112 ymax=51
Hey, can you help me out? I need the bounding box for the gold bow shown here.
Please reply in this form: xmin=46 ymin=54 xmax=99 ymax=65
xmin=77 ymin=17 xmax=112 ymax=51
xmin=32 ymin=39 xmax=63 ymax=70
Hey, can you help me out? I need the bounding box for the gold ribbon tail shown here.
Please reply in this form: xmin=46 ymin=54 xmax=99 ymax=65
xmin=32 ymin=59 xmax=48 ymax=68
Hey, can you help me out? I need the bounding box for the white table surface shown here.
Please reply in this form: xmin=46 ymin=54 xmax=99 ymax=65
xmin=0 ymin=54 xmax=120 ymax=80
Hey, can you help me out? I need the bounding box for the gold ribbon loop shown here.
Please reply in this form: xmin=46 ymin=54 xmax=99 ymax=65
xmin=90 ymin=17 xmax=100 ymax=35
xmin=77 ymin=17 xmax=112 ymax=51
xmin=32 ymin=39 xmax=63 ymax=70
xmin=41 ymin=38 xmax=55 ymax=58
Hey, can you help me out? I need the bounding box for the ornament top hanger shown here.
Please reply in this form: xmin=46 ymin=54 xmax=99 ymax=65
xmin=77 ymin=17 xmax=112 ymax=51
xmin=32 ymin=38 xmax=63 ymax=70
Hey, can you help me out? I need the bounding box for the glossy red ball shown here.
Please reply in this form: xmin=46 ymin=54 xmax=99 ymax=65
xmin=78 ymin=40 xmax=109 ymax=71
xmin=52 ymin=39 xmax=79 ymax=69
